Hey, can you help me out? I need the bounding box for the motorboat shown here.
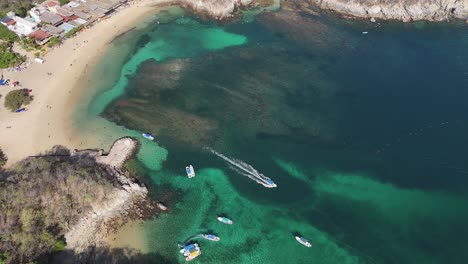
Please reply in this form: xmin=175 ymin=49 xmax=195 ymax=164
xmin=203 ymin=234 xmax=220 ymax=241
xmin=263 ymin=178 xmax=277 ymax=188
xmin=295 ymin=236 xmax=312 ymax=248
xmin=217 ymin=216 xmax=233 ymax=225
xmin=180 ymin=243 xmax=201 ymax=261
xmin=186 ymin=165 xmax=195 ymax=178
xmin=142 ymin=132 xmax=154 ymax=140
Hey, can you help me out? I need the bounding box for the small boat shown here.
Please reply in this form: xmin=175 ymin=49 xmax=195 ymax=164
xmin=157 ymin=201 xmax=168 ymax=211
xmin=264 ymin=178 xmax=277 ymax=188
xmin=203 ymin=234 xmax=220 ymax=241
xmin=179 ymin=243 xmax=201 ymax=261
xmin=142 ymin=132 xmax=154 ymax=140
xmin=217 ymin=216 xmax=233 ymax=225
xmin=15 ymin=108 xmax=27 ymax=113
xmin=362 ymin=31 xmax=369 ymax=34
xmin=186 ymin=165 xmax=195 ymax=178
xmin=295 ymin=236 xmax=312 ymax=247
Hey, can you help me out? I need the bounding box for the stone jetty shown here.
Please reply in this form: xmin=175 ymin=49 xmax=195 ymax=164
xmin=96 ymin=137 xmax=138 ymax=169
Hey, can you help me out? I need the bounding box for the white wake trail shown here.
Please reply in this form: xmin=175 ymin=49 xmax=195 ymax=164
xmin=207 ymin=147 xmax=277 ymax=188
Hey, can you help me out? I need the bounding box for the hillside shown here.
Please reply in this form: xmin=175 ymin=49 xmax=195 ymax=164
xmin=0 ymin=141 xmax=149 ymax=264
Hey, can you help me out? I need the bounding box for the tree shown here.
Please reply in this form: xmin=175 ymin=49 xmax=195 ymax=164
xmin=0 ymin=25 xmax=18 ymax=42
xmin=59 ymin=0 xmax=70 ymax=5
xmin=4 ymin=89 xmax=33 ymax=111
xmin=0 ymin=149 xmax=7 ymax=167
xmin=47 ymin=36 xmax=60 ymax=47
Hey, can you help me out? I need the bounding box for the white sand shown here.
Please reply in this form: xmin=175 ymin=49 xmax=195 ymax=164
xmin=0 ymin=1 xmax=158 ymax=166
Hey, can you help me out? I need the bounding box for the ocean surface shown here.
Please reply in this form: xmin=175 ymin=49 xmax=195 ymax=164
xmin=78 ymin=7 xmax=468 ymax=264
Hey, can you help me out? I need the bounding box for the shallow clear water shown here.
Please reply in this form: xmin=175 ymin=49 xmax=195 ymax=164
xmin=83 ymin=8 xmax=468 ymax=264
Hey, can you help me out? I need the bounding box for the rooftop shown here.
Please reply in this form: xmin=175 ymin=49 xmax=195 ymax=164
xmin=58 ymin=22 xmax=75 ymax=33
xmin=14 ymin=16 xmax=37 ymax=29
xmin=55 ymin=7 xmax=74 ymax=17
xmin=42 ymin=24 xmax=64 ymax=35
xmin=47 ymin=1 xmax=58 ymax=7
xmin=29 ymin=30 xmax=51 ymax=41
xmin=39 ymin=11 xmax=63 ymax=25
xmin=0 ymin=17 xmax=12 ymax=24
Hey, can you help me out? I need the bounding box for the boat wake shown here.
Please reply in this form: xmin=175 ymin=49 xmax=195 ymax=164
xmin=206 ymin=148 xmax=277 ymax=188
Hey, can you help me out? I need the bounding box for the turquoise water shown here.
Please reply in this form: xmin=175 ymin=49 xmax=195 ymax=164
xmin=84 ymin=8 xmax=468 ymax=264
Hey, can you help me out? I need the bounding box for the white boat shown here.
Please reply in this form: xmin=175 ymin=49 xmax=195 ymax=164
xmin=142 ymin=132 xmax=154 ymax=140
xmin=262 ymin=177 xmax=277 ymax=188
xmin=295 ymin=236 xmax=312 ymax=247
xmin=217 ymin=216 xmax=233 ymax=225
xmin=203 ymin=234 xmax=220 ymax=241
xmin=186 ymin=165 xmax=195 ymax=178
xmin=362 ymin=31 xmax=369 ymax=34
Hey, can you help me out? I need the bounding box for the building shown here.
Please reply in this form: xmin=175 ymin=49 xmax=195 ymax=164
xmin=39 ymin=11 xmax=64 ymax=26
xmin=1 ymin=17 xmax=12 ymax=26
xmin=47 ymin=1 xmax=60 ymax=13
xmin=58 ymin=22 xmax=76 ymax=35
xmin=13 ymin=16 xmax=38 ymax=36
xmin=29 ymin=30 xmax=51 ymax=45
xmin=42 ymin=24 xmax=64 ymax=36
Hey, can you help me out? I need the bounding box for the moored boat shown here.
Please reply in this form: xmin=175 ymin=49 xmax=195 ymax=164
xmin=203 ymin=234 xmax=220 ymax=241
xmin=186 ymin=165 xmax=195 ymax=178
xmin=142 ymin=132 xmax=154 ymax=140
xmin=295 ymin=236 xmax=312 ymax=247
xmin=217 ymin=216 xmax=233 ymax=225
xmin=157 ymin=201 xmax=168 ymax=211
xmin=180 ymin=243 xmax=201 ymax=261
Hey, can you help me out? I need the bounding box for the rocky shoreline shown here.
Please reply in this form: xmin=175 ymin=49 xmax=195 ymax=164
xmin=64 ymin=138 xmax=157 ymax=253
xmin=284 ymin=0 xmax=467 ymax=22
xmin=151 ymin=0 xmax=255 ymax=19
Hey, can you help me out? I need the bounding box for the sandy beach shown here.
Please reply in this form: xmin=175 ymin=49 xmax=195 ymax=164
xmin=0 ymin=0 xmax=159 ymax=166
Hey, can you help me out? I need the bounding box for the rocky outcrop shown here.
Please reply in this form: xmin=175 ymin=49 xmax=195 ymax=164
xmin=288 ymin=0 xmax=467 ymax=22
xmin=152 ymin=0 xmax=254 ymax=18
xmin=65 ymin=137 xmax=148 ymax=252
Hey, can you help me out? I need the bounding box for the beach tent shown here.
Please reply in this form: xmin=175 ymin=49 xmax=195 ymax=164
xmin=0 ymin=79 xmax=8 ymax=85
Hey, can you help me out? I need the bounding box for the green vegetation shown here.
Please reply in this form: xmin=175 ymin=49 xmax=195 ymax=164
xmin=0 ymin=149 xmax=7 ymax=167
xmin=3 ymin=89 xmax=33 ymax=111
xmin=0 ymin=252 xmax=11 ymax=264
xmin=0 ymin=150 xmax=120 ymax=263
xmin=64 ymin=25 xmax=84 ymax=38
xmin=0 ymin=0 xmax=34 ymax=18
xmin=59 ymin=0 xmax=70 ymax=5
xmin=47 ymin=36 xmax=61 ymax=47
xmin=0 ymin=25 xmax=18 ymax=42
xmin=21 ymin=37 xmax=37 ymax=51
xmin=0 ymin=43 xmax=24 ymax=68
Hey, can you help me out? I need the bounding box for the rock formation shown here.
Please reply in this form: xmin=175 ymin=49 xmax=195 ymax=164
xmin=285 ymin=0 xmax=467 ymax=22
xmin=152 ymin=0 xmax=254 ymax=18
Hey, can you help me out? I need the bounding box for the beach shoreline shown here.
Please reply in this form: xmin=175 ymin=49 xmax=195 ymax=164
xmin=0 ymin=1 xmax=160 ymax=166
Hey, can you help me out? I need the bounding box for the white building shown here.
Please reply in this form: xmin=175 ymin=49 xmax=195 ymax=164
xmin=13 ymin=16 xmax=38 ymax=36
